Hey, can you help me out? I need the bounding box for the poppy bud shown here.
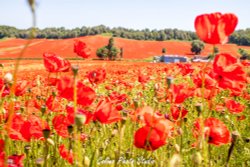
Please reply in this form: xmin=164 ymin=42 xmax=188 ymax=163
xmin=195 ymin=104 xmax=203 ymax=115
xmin=47 ymin=138 xmax=55 ymax=146
xmin=154 ymin=83 xmax=159 ymax=90
xmin=3 ymin=72 xmax=13 ymax=84
xmin=177 ymin=128 xmax=183 ymax=135
xmin=111 ymin=129 xmax=118 ymax=138
xmin=71 ymin=65 xmax=79 ymax=76
xmin=167 ymin=77 xmax=173 ymax=88
xmin=84 ymin=156 xmax=90 ymax=166
xmin=41 ymin=105 xmax=46 ymax=115
xmin=169 ymin=154 xmax=182 ymax=167
xmin=24 ymin=145 xmax=31 ymax=154
xmin=36 ymin=75 xmax=41 ymax=86
xmin=75 ymin=114 xmax=86 ymax=128
xmin=133 ymin=99 xmax=139 ymax=109
xmin=52 ymin=91 xmax=57 ymax=97
xmin=192 ymin=152 xmax=202 ymax=166
xmin=28 ymin=0 xmax=35 ymax=11
xmin=35 ymin=158 xmax=44 ymax=166
xmin=232 ymin=131 xmax=240 ymax=142
xmin=245 ymin=137 xmax=250 ymax=143
xmin=67 ymin=125 xmax=74 ymax=135
xmin=42 ymin=129 xmax=51 ymax=139
xmin=174 ymin=144 xmax=180 ymax=153
xmin=163 ymin=114 xmax=169 ymax=120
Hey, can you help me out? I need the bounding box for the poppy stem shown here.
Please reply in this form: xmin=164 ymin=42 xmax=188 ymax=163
xmin=208 ymin=144 xmax=211 ymax=167
xmin=5 ymin=1 xmax=36 ymax=162
xmin=226 ymin=131 xmax=239 ymax=167
xmin=43 ymin=140 xmax=48 ymax=167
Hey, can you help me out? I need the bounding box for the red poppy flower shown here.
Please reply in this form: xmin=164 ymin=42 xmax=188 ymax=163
xmin=0 ymin=139 xmax=4 ymax=153
xmin=169 ymin=84 xmax=194 ymax=104
xmin=59 ymin=144 xmax=73 ymax=164
xmin=0 ymin=152 xmax=4 ymax=167
xmin=87 ymin=68 xmax=106 ymax=85
xmin=193 ymin=118 xmax=231 ymax=146
xmin=177 ymin=63 xmax=194 ymax=76
xmin=241 ymin=60 xmax=250 ymax=67
xmin=116 ymin=104 xmax=123 ymax=111
xmin=133 ymin=106 xmax=174 ymax=151
xmin=105 ymin=85 xmax=113 ymax=90
xmin=129 ymin=106 xmax=154 ymax=123
xmin=47 ymin=77 xmax=59 ymax=86
xmin=74 ymin=40 xmax=91 ymax=58
xmin=225 ymin=99 xmax=245 ymax=114
xmin=195 ymin=12 xmax=238 ymax=44
xmin=52 ymin=114 xmax=72 ymax=138
xmin=7 ymin=154 xmax=25 ymax=167
xmin=8 ymin=113 xmax=49 ymax=142
xmin=192 ymin=70 xmax=216 ymax=89
xmin=57 ymin=77 xmax=96 ymax=107
xmin=20 ymin=115 xmax=49 ymax=141
xmin=109 ymin=91 xmax=127 ymax=104
xmin=0 ymin=78 xmax=10 ymax=97
xmin=138 ymin=73 xmax=150 ymax=84
xmin=94 ymin=98 xmax=121 ymax=124
xmin=43 ymin=52 xmax=71 ymax=73
xmin=0 ymin=139 xmax=4 ymax=166
xmin=15 ymin=80 xmax=29 ymax=96
xmin=134 ymin=125 xmax=167 ymax=151
xmin=194 ymin=87 xmax=216 ymax=100
xmin=46 ymin=95 xmax=63 ymax=112
xmin=144 ymin=110 xmax=175 ymax=138
xmin=212 ymin=53 xmax=246 ymax=93
xmin=170 ymin=105 xmax=188 ymax=121
xmin=8 ymin=113 xmax=26 ymax=141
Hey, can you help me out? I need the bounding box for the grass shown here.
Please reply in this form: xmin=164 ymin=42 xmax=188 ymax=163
xmin=101 ymin=33 xmax=113 ymax=37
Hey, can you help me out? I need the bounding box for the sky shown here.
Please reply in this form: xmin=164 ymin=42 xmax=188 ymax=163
xmin=1 ymin=0 xmax=250 ymax=31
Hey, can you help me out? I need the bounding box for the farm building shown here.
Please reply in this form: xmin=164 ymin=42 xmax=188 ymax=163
xmin=155 ymin=55 xmax=189 ymax=63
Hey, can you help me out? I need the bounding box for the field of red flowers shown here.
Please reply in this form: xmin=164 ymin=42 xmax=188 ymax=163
xmin=1 ymin=56 xmax=250 ymax=166
xmin=0 ymin=12 xmax=250 ymax=167
xmin=1 ymin=35 xmax=250 ymax=59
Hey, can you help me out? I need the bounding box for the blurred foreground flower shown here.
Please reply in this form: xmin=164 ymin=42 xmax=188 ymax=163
xmin=195 ymin=12 xmax=238 ymax=44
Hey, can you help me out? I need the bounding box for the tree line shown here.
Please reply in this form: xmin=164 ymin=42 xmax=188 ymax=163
xmin=0 ymin=25 xmax=250 ymax=46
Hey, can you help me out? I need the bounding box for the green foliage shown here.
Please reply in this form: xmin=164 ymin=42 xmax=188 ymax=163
xmin=162 ymin=48 xmax=166 ymax=54
xmin=96 ymin=47 xmax=109 ymax=59
xmin=238 ymin=48 xmax=250 ymax=60
xmin=230 ymin=29 xmax=250 ymax=46
xmin=1 ymin=25 xmax=250 ymax=46
xmin=96 ymin=37 xmax=120 ymax=60
xmin=0 ymin=25 xmax=197 ymax=42
xmin=191 ymin=40 xmax=205 ymax=55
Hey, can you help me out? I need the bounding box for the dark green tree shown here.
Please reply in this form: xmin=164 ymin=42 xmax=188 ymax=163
xmin=162 ymin=48 xmax=166 ymax=55
xmin=96 ymin=47 xmax=109 ymax=59
xmin=107 ymin=37 xmax=114 ymax=50
xmin=191 ymin=40 xmax=205 ymax=55
xmin=96 ymin=37 xmax=119 ymax=60
xmin=238 ymin=48 xmax=250 ymax=60
xmin=120 ymin=47 xmax=123 ymax=59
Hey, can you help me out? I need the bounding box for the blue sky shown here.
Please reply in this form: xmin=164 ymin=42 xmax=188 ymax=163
xmin=1 ymin=0 xmax=249 ymax=31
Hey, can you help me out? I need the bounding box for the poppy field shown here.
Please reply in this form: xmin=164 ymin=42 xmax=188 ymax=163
xmin=0 ymin=11 xmax=250 ymax=167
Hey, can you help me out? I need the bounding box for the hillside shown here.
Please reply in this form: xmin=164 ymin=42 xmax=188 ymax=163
xmin=0 ymin=35 xmax=249 ymax=59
